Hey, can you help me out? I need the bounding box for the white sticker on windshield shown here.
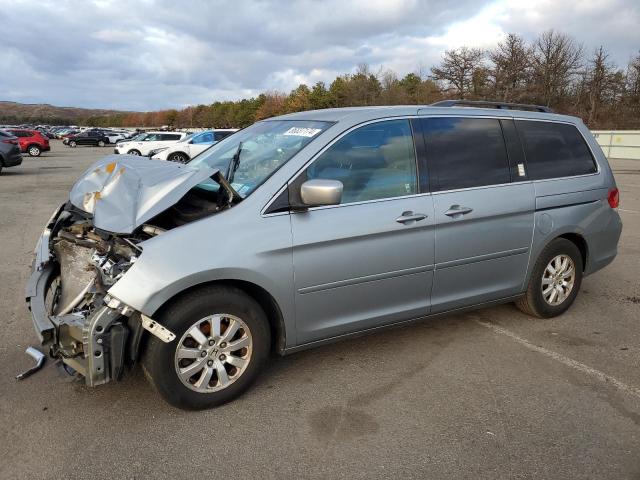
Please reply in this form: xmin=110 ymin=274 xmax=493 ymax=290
xmin=283 ymin=127 xmax=322 ymax=137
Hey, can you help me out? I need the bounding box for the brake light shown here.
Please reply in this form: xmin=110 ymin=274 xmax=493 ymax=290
xmin=607 ymin=188 xmax=619 ymax=209
xmin=2 ymin=139 xmax=17 ymax=145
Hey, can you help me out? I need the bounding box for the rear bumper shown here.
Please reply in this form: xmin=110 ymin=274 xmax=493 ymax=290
xmin=2 ymin=148 xmax=23 ymax=167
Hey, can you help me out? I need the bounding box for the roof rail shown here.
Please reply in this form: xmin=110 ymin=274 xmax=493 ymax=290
xmin=430 ymin=100 xmax=553 ymax=113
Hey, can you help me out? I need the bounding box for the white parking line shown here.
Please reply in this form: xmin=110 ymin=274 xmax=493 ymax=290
xmin=619 ymin=209 xmax=639 ymax=214
xmin=474 ymin=319 xmax=640 ymax=400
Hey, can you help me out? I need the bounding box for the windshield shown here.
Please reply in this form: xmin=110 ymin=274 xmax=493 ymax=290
xmin=189 ymin=120 xmax=331 ymax=197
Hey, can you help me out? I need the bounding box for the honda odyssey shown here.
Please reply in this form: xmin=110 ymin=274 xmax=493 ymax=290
xmin=26 ymin=102 xmax=622 ymax=409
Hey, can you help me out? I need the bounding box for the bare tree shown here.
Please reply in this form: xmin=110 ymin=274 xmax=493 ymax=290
xmin=583 ymin=46 xmax=620 ymax=124
xmin=531 ymin=30 xmax=584 ymax=106
xmin=431 ymin=47 xmax=485 ymax=98
xmin=489 ymin=33 xmax=531 ymax=101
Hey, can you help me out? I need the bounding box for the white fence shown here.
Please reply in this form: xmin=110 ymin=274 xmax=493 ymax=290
xmin=592 ymin=130 xmax=640 ymax=160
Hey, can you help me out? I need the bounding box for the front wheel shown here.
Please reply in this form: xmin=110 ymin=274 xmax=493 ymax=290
xmin=69 ymin=141 xmax=77 ymax=147
xmin=515 ymin=238 xmax=583 ymax=318
xmin=97 ymin=140 xmax=105 ymax=147
xmin=127 ymin=149 xmax=141 ymax=156
xmin=143 ymin=285 xmax=271 ymax=410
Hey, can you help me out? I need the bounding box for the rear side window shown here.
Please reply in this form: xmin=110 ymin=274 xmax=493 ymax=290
xmin=214 ymin=131 xmax=234 ymax=141
xmin=422 ymin=117 xmax=510 ymax=191
xmin=515 ymin=121 xmax=597 ymax=179
xmin=162 ymin=134 xmax=182 ymax=141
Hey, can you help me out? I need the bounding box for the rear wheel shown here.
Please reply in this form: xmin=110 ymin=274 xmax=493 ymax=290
xmin=28 ymin=145 xmax=42 ymax=157
xmin=127 ymin=149 xmax=141 ymax=156
xmin=516 ymin=238 xmax=583 ymax=318
xmin=168 ymin=152 xmax=189 ymax=163
xmin=143 ymin=285 xmax=271 ymax=410
xmin=97 ymin=140 xmax=105 ymax=147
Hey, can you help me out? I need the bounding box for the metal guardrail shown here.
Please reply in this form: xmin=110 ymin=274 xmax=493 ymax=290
xmin=592 ymin=130 xmax=640 ymax=160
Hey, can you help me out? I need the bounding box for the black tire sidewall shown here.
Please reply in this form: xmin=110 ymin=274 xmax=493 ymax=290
xmin=143 ymin=286 xmax=271 ymax=410
xmin=529 ymin=239 xmax=583 ymax=318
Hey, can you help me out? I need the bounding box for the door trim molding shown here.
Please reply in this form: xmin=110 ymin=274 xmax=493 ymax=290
xmin=298 ymin=264 xmax=434 ymax=294
xmin=435 ymin=247 xmax=529 ymax=270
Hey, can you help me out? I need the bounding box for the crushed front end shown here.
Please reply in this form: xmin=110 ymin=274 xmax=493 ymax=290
xmin=25 ymin=203 xmax=155 ymax=386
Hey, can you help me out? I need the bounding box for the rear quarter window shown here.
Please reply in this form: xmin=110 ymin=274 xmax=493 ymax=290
xmin=515 ymin=120 xmax=597 ymax=180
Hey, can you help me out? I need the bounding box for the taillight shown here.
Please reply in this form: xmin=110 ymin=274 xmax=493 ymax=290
xmin=607 ymin=188 xmax=619 ymax=209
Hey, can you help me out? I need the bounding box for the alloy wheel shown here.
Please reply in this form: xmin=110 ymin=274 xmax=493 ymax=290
xmin=174 ymin=314 xmax=253 ymax=393
xmin=541 ymin=254 xmax=575 ymax=306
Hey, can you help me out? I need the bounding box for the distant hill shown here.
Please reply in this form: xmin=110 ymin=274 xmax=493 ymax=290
xmin=0 ymin=101 xmax=134 ymax=125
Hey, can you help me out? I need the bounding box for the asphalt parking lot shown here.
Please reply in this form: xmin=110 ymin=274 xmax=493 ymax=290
xmin=1 ymin=142 xmax=639 ymax=479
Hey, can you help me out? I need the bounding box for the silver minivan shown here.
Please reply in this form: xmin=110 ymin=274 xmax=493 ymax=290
xmin=26 ymin=102 xmax=622 ymax=409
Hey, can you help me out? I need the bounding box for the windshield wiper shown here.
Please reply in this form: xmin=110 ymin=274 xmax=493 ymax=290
xmin=226 ymin=141 xmax=243 ymax=183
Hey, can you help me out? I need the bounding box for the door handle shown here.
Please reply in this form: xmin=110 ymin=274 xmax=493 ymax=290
xmin=444 ymin=205 xmax=473 ymax=217
xmin=396 ymin=211 xmax=427 ymax=224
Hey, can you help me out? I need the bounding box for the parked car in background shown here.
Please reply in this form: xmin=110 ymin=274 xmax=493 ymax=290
xmin=63 ymin=131 xmax=109 ymax=147
xmin=151 ymin=129 xmax=238 ymax=162
xmin=114 ymin=131 xmax=188 ymax=156
xmin=0 ymin=130 xmax=22 ymax=174
xmin=104 ymin=132 xmax=128 ymax=144
xmin=6 ymin=129 xmax=50 ymax=156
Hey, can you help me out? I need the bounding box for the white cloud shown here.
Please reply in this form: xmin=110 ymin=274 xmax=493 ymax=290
xmin=0 ymin=0 xmax=638 ymax=110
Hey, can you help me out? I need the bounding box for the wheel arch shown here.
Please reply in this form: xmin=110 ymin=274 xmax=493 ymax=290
xmin=149 ymin=279 xmax=287 ymax=356
xmin=557 ymin=232 xmax=588 ymax=271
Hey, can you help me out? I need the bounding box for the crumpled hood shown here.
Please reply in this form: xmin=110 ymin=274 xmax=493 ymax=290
xmin=69 ymin=154 xmax=216 ymax=234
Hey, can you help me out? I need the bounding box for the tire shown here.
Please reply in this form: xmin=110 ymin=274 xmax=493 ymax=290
xmin=69 ymin=141 xmax=77 ymax=147
xmin=168 ymin=152 xmax=189 ymax=163
xmin=516 ymin=238 xmax=583 ymax=318
xmin=127 ymin=149 xmax=141 ymax=156
xmin=143 ymin=285 xmax=271 ymax=410
xmin=27 ymin=145 xmax=41 ymax=157
xmin=0 ymin=165 xmax=3 ymax=175
xmin=97 ymin=140 xmax=105 ymax=147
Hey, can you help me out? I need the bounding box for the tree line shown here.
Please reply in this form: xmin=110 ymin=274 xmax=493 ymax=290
xmin=56 ymin=30 xmax=640 ymax=130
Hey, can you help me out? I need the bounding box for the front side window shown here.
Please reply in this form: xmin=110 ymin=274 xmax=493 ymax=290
xmin=192 ymin=132 xmax=214 ymax=144
xmin=306 ymin=119 xmax=417 ymax=204
xmin=189 ymin=120 xmax=331 ymax=198
xmin=515 ymin=120 xmax=597 ymax=180
xmin=423 ymin=117 xmax=510 ymax=191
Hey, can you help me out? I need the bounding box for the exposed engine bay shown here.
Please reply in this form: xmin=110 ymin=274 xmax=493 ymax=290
xmin=25 ymin=156 xmax=241 ymax=386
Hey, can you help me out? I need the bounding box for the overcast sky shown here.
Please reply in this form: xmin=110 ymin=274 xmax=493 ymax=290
xmin=0 ymin=0 xmax=638 ymax=111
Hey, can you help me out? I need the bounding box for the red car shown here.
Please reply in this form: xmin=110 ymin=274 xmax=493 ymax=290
xmin=7 ymin=129 xmax=50 ymax=157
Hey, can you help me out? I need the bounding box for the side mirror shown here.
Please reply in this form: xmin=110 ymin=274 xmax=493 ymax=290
xmin=300 ymin=179 xmax=343 ymax=207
